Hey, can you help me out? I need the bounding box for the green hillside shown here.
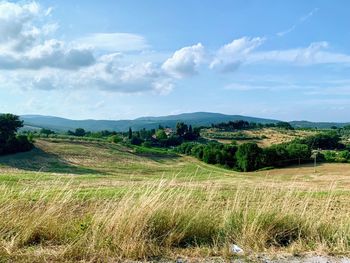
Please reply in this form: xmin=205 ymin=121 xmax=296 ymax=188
xmin=20 ymin=112 xmax=279 ymax=132
xmin=0 ymin=139 xmax=350 ymax=261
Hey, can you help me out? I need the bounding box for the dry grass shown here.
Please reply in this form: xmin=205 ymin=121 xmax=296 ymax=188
xmin=202 ymin=128 xmax=316 ymax=147
xmin=0 ymin=139 xmax=350 ymax=261
xmin=0 ymin=179 xmax=348 ymax=262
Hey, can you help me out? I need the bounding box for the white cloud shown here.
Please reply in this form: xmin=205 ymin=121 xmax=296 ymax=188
xmin=2 ymin=1 xmax=350 ymax=99
xmin=0 ymin=1 xmax=50 ymax=51
xmin=210 ymin=38 xmax=350 ymax=72
xmin=0 ymin=39 xmax=95 ymax=70
xmin=277 ymin=8 xmax=319 ymax=37
xmin=75 ymin=33 xmax=149 ymax=52
xmin=162 ymin=43 xmax=205 ymax=78
xmin=224 ymin=83 xmax=272 ymax=91
xmin=210 ymin=37 xmax=264 ymax=72
xmin=0 ymin=1 xmax=95 ymax=70
xmin=0 ymin=1 xmax=172 ymax=94
xmin=249 ymin=42 xmax=350 ymax=65
xmin=65 ymin=55 xmax=173 ymax=94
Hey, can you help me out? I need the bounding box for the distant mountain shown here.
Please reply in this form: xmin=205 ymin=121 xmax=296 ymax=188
xmin=290 ymin=120 xmax=350 ymax=129
xmin=20 ymin=112 xmax=279 ymax=132
xmin=20 ymin=112 xmax=350 ymax=132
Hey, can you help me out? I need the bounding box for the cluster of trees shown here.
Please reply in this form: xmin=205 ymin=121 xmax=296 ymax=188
xmin=128 ymin=122 xmax=200 ymax=147
xmin=176 ymin=141 xmax=310 ymax=172
xmin=67 ymin=128 xmax=119 ymax=137
xmin=41 ymin=128 xmax=121 ymax=139
xmin=0 ymin=114 xmax=33 ymax=155
xmin=176 ymin=131 xmax=345 ymax=172
xmin=212 ymin=120 xmax=294 ymax=131
xmin=37 ymin=128 xmax=123 ymax=143
xmin=322 ymin=150 xmax=350 ymax=163
xmin=67 ymin=128 xmax=87 ymax=137
xmin=296 ymin=131 xmax=343 ymax=150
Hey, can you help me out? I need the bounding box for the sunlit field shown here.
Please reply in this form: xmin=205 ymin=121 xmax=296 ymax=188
xmin=0 ymin=139 xmax=349 ymax=262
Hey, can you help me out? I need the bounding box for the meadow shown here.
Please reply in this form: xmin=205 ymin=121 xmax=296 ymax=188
xmin=201 ymin=128 xmax=317 ymax=147
xmin=0 ymin=139 xmax=350 ymax=262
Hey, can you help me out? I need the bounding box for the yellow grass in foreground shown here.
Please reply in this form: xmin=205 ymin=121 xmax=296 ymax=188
xmin=0 ymin=179 xmax=349 ymax=262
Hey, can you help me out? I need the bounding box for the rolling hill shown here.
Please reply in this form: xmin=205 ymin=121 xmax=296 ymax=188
xmin=20 ymin=112 xmax=280 ymax=132
xmin=20 ymin=112 xmax=350 ymax=132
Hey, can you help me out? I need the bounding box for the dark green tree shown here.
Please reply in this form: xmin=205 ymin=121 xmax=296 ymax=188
xmin=128 ymin=127 xmax=132 ymax=139
xmin=74 ymin=128 xmax=86 ymax=137
xmin=176 ymin=122 xmax=188 ymax=137
xmin=40 ymin=128 xmax=55 ymax=137
xmin=0 ymin=114 xmax=33 ymax=155
xmin=235 ymin=143 xmax=263 ymax=172
xmin=155 ymin=129 xmax=167 ymax=140
xmin=276 ymin=122 xmax=294 ymax=130
xmin=0 ymin=114 xmax=23 ymax=144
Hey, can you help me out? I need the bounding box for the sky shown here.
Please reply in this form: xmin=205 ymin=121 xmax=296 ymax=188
xmin=1 ymin=0 xmax=350 ymax=122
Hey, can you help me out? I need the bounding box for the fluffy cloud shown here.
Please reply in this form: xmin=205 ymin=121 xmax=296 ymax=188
xmin=3 ymin=1 xmax=350 ymax=97
xmin=79 ymin=55 xmax=173 ymax=94
xmin=0 ymin=1 xmax=95 ymax=70
xmin=0 ymin=1 xmax=170 ymax=94
xmin=0 ymin=1 xmax=56 ymax=52
xmin=162 ymin=43 xmax=205 ymax=78
xmin=0 ymin=39 xmax=95 ymax=70
xmin=210 ymin=37 xmax=264 ymax=72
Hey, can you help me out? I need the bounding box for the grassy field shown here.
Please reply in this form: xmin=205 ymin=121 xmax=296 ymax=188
xmin=201 ymin=128 xmax=316 ymax=147
xmin=0 ymin=139 xmax=349 ymax=262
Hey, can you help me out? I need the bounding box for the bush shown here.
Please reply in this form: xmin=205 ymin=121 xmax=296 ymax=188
xmin=141 ymin=141 xmax=152 ymax=148
xmin=322 ymin=150 xmax=350 ymax=163
xmin=108 ymin=135 xmax=122 ymax=144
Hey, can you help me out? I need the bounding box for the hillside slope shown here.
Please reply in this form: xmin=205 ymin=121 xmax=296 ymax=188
xmin=21 ymin=112 xmax=279 ymax=132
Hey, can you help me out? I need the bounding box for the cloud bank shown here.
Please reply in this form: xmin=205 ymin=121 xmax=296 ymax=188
xmin=1 ymin=1 xmax=350 ymax=96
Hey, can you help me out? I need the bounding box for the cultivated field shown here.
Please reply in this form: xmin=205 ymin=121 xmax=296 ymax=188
xmin=0 ymin=139 xmax=349 ymax=262
xmin=201 ymin=128 xmax=316 ymax=147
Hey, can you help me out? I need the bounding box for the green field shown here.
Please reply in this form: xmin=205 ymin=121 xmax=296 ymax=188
xmin=0 ymin=139 xmax=350 ymax=262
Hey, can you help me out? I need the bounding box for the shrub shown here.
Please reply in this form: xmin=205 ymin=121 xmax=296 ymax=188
xmin=108 ymin=135 xmax=122 ymax=144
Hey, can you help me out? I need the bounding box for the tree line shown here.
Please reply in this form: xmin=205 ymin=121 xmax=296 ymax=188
xmin=176 ymin=131 xmax=345 ymax=172
xmin=30 ymin=119 xmax=350 ymax=171
xmin=212 ymin=120 xmax=294 ymax=131
xmin=0 ymin=114 xmax=33 ymax=155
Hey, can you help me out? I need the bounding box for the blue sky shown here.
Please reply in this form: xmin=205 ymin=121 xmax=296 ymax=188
xmin=1 ymin=0 xmax=350 ymax=121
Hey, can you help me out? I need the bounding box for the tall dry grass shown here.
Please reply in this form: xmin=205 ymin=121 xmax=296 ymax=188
xmin=0 ymin=180 xmax=348 ymax=262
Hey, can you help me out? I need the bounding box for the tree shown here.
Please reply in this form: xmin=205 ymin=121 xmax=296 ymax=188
xmin=183 ymin=124 xmax=199 ymax=141
xmin=155 ymin=129 xmax=167 ymax=140
xmin=40 ymin=128 xmax=55 ymax=136
xmin=74 ymin=128 xmax=86 ymax=137
xmin=176 ymin=122 xmax=188 ymax=137
xmin=188 ymin=125 xmax=193 ymax=134
xmin=202 ymin=147 xmax=216 ymax=164
xmin=0 ymin=114 xmax=33 ymax=155
xmin=276 ymin=122 xmax=294 ymax=130
xmin=286 ymin=143 xmax=311 ymax=160
xmin=191 ymin=144 xmax=204 ymax=159
xmin=235 ymin=143 xmax=263 ymax=172
xmin=0 ymin=114 xmax=23 ymax=144
xmin=300 ymin=132 xmax=341 ymax=150
xmin=130 ymin=136 xmax=143 ymax=145
xmin=128 ymin=127 xmax=133 ymax=139
xmin=108 ymin=135 xmax=122 ymax=143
